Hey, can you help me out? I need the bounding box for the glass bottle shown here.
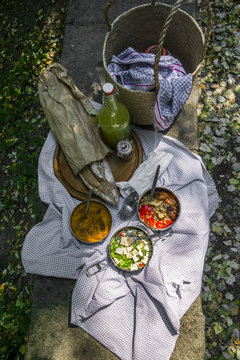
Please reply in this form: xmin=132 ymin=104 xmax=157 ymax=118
xmin=98 ymin=83 xmax=131 ymax=149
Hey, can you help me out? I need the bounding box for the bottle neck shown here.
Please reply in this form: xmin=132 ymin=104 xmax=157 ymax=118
xmin=103 ymin=93 xmax=118 ymax=110
xmin=104 ymin=93 xmax=116 ymax=102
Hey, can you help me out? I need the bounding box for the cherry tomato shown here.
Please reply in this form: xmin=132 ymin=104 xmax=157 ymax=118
xmin=119 ymin=233 xmax=124 ymax=237
xmin=139 ymin=205 xmax=154 ymax=217
xmin=139 ymin=205 xmax=156 ymax=227
xmin=139 ymin=263 xmax=144 ymax=268
xmin=155 ymin=220 xmax=165 ymax=228
xmin=145 ymin=215 xmax=155 ymax=227
xmin=155 ymin=218 xmax=173 ymax=229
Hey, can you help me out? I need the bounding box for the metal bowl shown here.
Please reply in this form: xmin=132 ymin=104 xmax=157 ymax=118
xmin=108 ymin=225 xmax=153 ymax=272
xmin=137 ymin=187 xmax=180 ymax=232
xmin=70 ymin=200 xmax=112 ymax=245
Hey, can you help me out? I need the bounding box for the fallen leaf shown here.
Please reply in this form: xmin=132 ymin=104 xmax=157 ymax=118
xmin=230 ymin=304 xmax=239 ymax=316
xmin=199 ymin=143 xmax=212 ymax=152
xmin=235 ymin=84 xmax=240 ymax=93
xmin=225 ymin=89 xmax=236 ymax=103
xmin=218 ymin=95 xmax=226 ymax=103
xmin=214 ymin=322 xmax=223 ymax=334
xmin=229 ymin=178 xmax=239 ymax=185
xmin=233 ymin=163 xmax=240 ymax=171
xmin=214 ymin=45 xmax=222 ymax=52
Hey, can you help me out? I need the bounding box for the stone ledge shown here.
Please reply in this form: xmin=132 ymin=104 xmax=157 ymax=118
xmin=25 ymin=295 xmax=205 ymax=360
xmin=25 ymin=0 xmax=205 ymax=358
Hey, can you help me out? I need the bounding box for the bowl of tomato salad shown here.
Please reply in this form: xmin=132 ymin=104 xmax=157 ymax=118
xmin=138 ymin=187 xmax=180 ymax=231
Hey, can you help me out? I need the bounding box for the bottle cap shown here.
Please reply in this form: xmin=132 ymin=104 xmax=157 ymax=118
xmin=102 ymin=83 xmax=114 ymax=95
xmin=117 ymin=139 xmax=132 ymax=161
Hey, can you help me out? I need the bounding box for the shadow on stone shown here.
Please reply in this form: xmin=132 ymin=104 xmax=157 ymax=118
xmin=25 ymin=295 xmax=205 ymax=360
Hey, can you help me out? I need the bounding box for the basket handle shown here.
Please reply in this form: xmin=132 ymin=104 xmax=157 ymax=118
xmin=153 ymin=0 xmax=183 ymax=91
xmin=153 ymin=0 xmax=212 ymax=91
xmin=104 ymin=0 xmax=212 ymax=92
xmin=104 ymin=0 xmax=157 ymax=32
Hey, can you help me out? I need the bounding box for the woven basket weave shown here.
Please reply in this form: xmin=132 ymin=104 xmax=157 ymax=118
xmin=103 ymin=0 xmax=211 ymax=126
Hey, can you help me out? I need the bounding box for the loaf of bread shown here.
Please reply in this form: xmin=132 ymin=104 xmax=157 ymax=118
xmin=79 ymin=158 xmax=119 ymax=206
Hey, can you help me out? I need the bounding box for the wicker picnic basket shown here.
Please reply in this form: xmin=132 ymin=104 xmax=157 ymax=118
xmin=102 ymin=0 xmax=212 ymax=126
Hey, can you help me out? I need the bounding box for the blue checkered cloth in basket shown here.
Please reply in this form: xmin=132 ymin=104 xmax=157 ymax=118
xmin=108 ymin=47 xmax=193 ymax=130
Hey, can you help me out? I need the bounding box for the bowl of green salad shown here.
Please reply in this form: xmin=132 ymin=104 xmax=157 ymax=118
xmin=109 ymin=225 xmax=154 ymax=272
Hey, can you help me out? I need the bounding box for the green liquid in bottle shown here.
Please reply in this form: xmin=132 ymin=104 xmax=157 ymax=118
xmin=98 ymin=84 xmax=131 ymax=149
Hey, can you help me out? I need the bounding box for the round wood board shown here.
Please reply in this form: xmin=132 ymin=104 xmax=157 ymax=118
xmin=53 ymin=131 xmax=143 ymax=201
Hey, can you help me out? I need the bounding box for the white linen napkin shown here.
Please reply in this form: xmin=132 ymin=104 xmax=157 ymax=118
xmin=117 ymin=150 xmax=173 ymax=198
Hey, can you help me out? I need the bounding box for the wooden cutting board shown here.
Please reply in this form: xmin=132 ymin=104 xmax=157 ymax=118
xmin=53 ymin=131 xmax=143 ymax=201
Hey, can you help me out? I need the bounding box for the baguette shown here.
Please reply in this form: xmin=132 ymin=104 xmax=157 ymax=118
xmin=79 ymin=158 xmax=119 ymax=206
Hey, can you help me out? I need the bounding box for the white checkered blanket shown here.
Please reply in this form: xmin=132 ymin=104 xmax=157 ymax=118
xmin=22 ymin=128 xmax=218 ymax=360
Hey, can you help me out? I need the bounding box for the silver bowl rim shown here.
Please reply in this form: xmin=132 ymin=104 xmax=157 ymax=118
xmin=108 ymin=224 xmax=154 ymax=272
xmin=137 ymin=186 xmax=181 ymax=232
xmin=70 ymin=199 xmax=112 ymax=245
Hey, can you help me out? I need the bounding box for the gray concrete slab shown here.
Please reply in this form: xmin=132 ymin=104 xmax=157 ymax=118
xmin=167 ymin=76 xmax=199 ymax=152
xmin=25 ymin=297 xmax=205 ymax=360
xmin=61 ymin=0 xmax=197 ymax=98
xmin=65 ymin=0 xmax=196 ymax=26
xmin=25 ymin=0 xmax=205 ymax=359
